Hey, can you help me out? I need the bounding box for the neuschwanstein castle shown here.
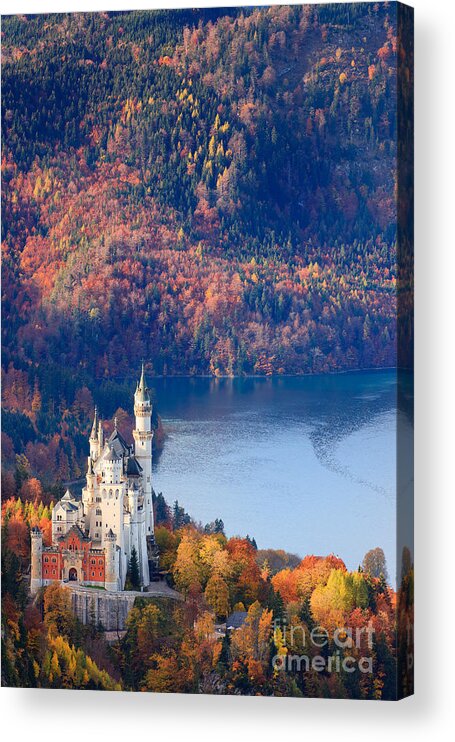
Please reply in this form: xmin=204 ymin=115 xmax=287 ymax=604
xmin=30 ymin=366 xmax=156 ymax=593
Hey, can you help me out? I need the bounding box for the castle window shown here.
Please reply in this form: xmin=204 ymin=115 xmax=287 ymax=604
xmin=99 ymin=559 xmax=103 ymax=565
xmin=52 ymin=557 xmax=57 ymax=563
xmin=96 ymin=497 xmax=101 ymax=503
xmin=96 ymin=509 xmax=102 ymax=515
xmin=52 ymin=570 xmax=56 ymax=575
xmin=44 ymin=557 xmax=49 ymax=563
xmin=99 ymin=571 xmax=103 ymax=577
xmin=92 ymin=571 xmax=95 ymax=577
xmin=57 ymin=515 xmax=62 ymax=521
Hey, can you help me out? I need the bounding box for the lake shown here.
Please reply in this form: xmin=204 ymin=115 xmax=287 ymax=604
xmin=150 ymin=371 xmax=404 ymax=583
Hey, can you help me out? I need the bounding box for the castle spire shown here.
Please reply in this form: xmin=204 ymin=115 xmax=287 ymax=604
xmin=90 ymin=406 xmax=98 ymax=440
xmin=135 ymin=362 xmax=150 ymax=403
xmin=139 ymin=362 xmax=146 ymax=390
xmin=90 ymin=406 xmax=100 ymax=460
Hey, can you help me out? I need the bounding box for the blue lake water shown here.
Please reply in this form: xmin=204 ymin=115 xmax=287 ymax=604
xmin=150 ymin=371 xmax=402 ymax=583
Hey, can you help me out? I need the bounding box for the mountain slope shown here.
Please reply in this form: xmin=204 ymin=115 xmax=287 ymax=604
xmin=2 ymin=4 xmax=399 ymax=388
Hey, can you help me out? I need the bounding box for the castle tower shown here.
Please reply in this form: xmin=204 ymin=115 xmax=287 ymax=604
xmin=89 ymin=407 xmax=99 ymax=460
xmin=133 ymin=364 xmax=154 ymax=536
xmin=30 ymin=526 xmax=43 ymax=594
xmin=104 ymin=528 xmax=118 ymax=591
xmin=104 ymin=447 xmax=122 ymax=484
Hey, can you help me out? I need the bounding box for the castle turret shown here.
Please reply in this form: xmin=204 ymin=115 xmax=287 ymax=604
xmin=104 ymin=446 xmax=122 ymax=484
xmin=104 ymin=528 xmax=118 ymax=591
xmin=30 ymin=526 xmax=43 ymax=594
xmin=98 ymin=418 xmax=104 ymax=451
xmin=90 ymin=407 xmax=99 ymax=460
xmin=133 ymin=364 xmax=154 ymax=536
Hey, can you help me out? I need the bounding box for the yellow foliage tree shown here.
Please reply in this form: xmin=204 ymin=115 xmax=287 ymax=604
xmin=173 ymin=531 xmax=202 ymax=596
xmin=205 ymin=574 xmax=230 ymax=618
xmin=230 ymin=601 xmax=273 ymax=680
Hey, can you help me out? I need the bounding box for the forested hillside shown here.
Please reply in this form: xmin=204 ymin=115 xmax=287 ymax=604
xmin=2 ymin=490 xmax=411 ymax=699
xmin=2 ymin=3 xmax=399 ymax=376
xmin=1 ymin=4 xmax=403 ymax=481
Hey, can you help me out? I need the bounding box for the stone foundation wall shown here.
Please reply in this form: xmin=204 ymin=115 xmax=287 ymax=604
xmin=68 ymin=582 xmax=181 ymax=631
xmin=70 ymin=589 xmax=138 ymax=631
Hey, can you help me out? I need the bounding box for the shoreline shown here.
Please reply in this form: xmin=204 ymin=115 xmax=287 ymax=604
xmin=95 ymin=366 xmax=406 ymax=383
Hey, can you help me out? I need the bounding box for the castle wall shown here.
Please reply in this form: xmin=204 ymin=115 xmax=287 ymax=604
xmin=42 ymin=552 xmax=62 ymax=581
xmin=138 ymin=520 xmax=150 ymax=585
xmin=85 ymin=553 xmax=106 ymax=582
xmin=98 ymin=486 xmax=124 ymax=553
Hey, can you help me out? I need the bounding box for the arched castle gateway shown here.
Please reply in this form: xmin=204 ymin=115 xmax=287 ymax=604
xmin=31 ymin=366 xmax=157 ymax=593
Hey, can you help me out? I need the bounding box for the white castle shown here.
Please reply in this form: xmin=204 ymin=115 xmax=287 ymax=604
xmin=31 ymin=365 xmax=156 ymax=593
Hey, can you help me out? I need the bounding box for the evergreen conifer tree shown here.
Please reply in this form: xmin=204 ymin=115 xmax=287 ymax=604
xmin=129 ymin=547 xmax=140 ymax=590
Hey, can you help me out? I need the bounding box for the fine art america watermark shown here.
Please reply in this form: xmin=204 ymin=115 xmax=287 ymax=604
xmin=272 ymin=619 xmax=375 ymax=675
